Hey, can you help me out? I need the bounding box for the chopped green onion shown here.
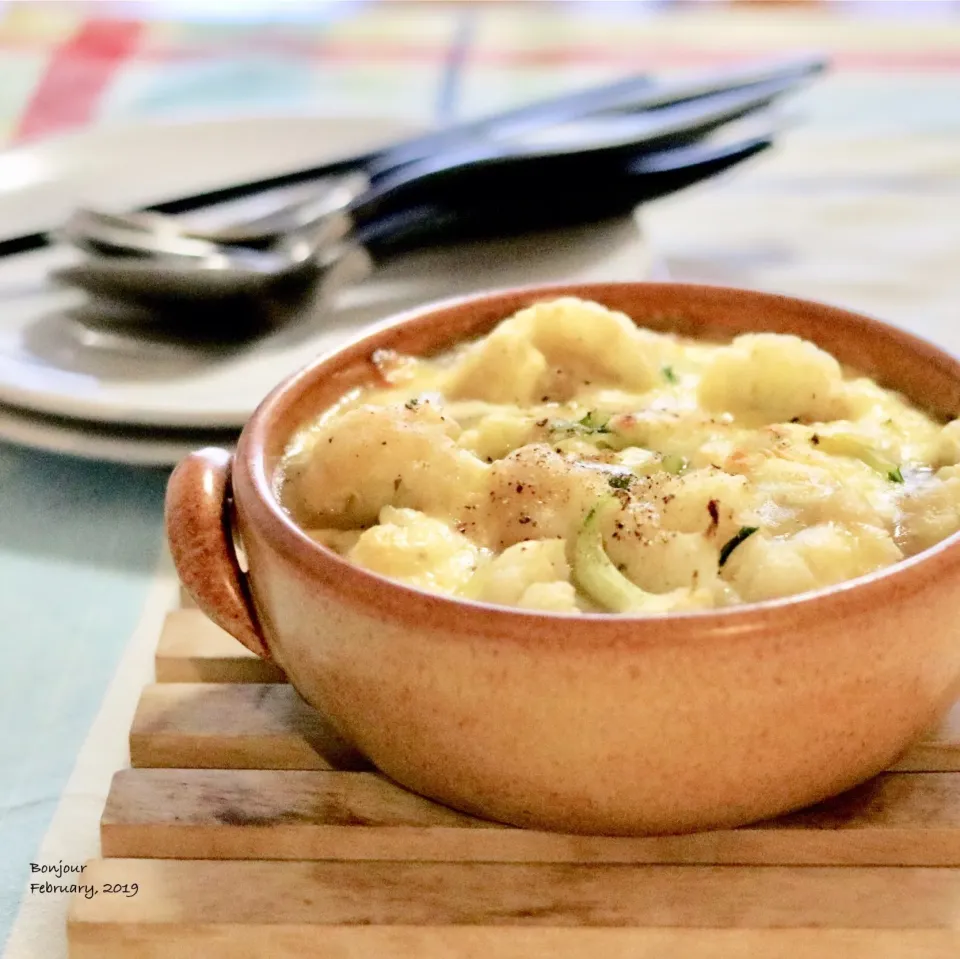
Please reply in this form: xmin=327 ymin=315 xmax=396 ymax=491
xmin=660 ymin=453 xmax=688 ymax=476
xmin=661 ymin=365 xmax=679 ymax=384
xmin=718 ymin=526 xmax=759 ymax=568
xmin=549 ymin=410 xmax=612 ymax=440
xmin=577 ymin=410 xmax=611 ymax=433
xmin=614 ymin=451 xmax=689 ymax=478
xmin=814 ymin=433 xmax=904 ymax=483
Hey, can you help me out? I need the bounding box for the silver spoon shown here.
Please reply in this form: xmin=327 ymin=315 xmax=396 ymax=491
xmin=52 ymin=188 xmax=364 ymax=300
xmin=62 ymin=172 xmax=368 ymax=250
xmin=53 ymin=226 xmax=371 ymax=300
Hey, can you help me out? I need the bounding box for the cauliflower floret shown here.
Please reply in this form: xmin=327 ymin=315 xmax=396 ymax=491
xmin=936 ymin=420 xmax=960 ymax=468
xmin=841 ymin=380 xmax=942 ymax=464
xmin=607 ymin=409 xmax=747 ymax=469
xmin=793 ymin=522 xmax=902 ymax=581
xmin=744 ymin=455 xmax=888 ymax=535
xmin=457 ymin=411 xmax=536 ymax=462
xmin=897 ymin=465 xmax=960 ymax=555
xmin=445 ymin=323 xmax=548 ymax=405
xmin=657 ymin=467 xmax=751 ymax=543
xmin=286 ymin=403 xmax=488 ymax=527
xmin=465 ymin=538 xmax=573 ymax=607
xmin=518 ymin=297 xmax=659 ymax=398
xmin=481 ymin=445 xmax=609 ymax=548
xmin=348 ymin=507 xmax=484 ymax=595
xmin=604 ymin=522 xmax=721 ymax=595
xmin=447 ymin=298 xmax=659 ymax=405
xmin=720 ymin=532 xmax=817 ymax=601
xmin=698 ymin=333 xmax=846 ymax=423
xmin=842 ymin=376 xmax=896 ymax=420
xmin=483 ymin=447 xmax=725 ymax=595
xmin=516 ymin=581 xmax=581 ymax=613
xmin=723 ymin=522 xmax=901 ymax=602
xmin=570 ymin=498 xmax=718 ymax=613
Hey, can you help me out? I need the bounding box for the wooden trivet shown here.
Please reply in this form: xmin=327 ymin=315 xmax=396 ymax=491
xmin=67 ymin=606 xmax=960 ymax=957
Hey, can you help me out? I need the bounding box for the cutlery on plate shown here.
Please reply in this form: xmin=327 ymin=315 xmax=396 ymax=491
xmin=58 ymin=67 xmax=798 ymax=275
xmin=53 ymin=133 xmax=773 ymax=308
xmin=0 ymin=53 xmax=824 ymax=259
xmin=116 ymin=53 xmax=825 ymax=215
xmin=65 ymin=174 xmax=370 ymax=253
xmin=68 ymin=56 xmax=823 ymax=249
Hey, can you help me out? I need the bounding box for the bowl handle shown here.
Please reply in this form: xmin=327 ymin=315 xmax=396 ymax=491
xmin=165 ymin=447 xmax=271 ymax=660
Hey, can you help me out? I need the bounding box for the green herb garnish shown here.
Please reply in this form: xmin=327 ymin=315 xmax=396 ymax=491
xmin=608 ymin=473 xmax=634 ymax=490
xmin=661 ymin=453 xmax=688 ymax=476
xmin=719 ymin=526 xmax=759 ymax=568
xmin=549 ymin=410 xmax=611 ymax=438
xmin=404 ymin=398 xmax=420 ymax=410
xmin=814 ymin=433 xmax=903 ymax=483
xmin=661 ymin=365 xmax=678 ymax=385
xmin=578 ymin=410 xmax=611 ymax=433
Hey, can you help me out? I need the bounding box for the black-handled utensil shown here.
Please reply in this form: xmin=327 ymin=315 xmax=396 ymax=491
xmin=362 ymin=53 xmax=822 ymax=179
xmin=0 ymin=54 xmax=824 ymax=260
xmin=53 ymin=131 xmax=772 ymax=311
xmin=347 ymin=72 xmax=798 ymax=229
xmin=360 ymin=133 xmax=773 ymax=260
xmin=60 ymin=73 xmax=796 ymax=272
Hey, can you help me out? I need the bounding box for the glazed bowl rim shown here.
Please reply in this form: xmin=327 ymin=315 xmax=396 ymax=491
xmin=232 ymin=280 xmax=960 ymax=639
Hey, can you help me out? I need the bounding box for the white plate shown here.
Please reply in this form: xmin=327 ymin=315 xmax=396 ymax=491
xmin=0 ymin=115 xmax=651 ymax=432
xmin=0 ymin=113 xmax=416 ymax=238
xmin=0 ymin=402 xmax=235 ymax=467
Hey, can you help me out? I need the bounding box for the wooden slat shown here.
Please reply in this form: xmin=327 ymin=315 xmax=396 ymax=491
xmin=100 ymin=767 xmax=960 ymax=866
xmin=67 ymin=859 xmax=960 ymax=958
xmin=155 ymin=611 xmax=286 ymax=684
xmin=129 ymin=684 xmax=370 ymax=771
xmin=127 ymin=679 xmax=960 ymax=776
xmin=66 ymin=927 xmax=960 ymax=959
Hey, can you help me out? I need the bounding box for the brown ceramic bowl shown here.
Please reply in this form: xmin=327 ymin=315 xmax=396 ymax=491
xmin=166 ymin=282 xmax=960 ymax=836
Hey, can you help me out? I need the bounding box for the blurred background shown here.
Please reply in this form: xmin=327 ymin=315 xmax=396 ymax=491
xmin=3 ymin=0 xmax=960 ymax=144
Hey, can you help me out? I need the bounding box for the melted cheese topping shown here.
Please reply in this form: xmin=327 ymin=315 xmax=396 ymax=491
xmin=280 ymin=297 xmax=960 ymax=615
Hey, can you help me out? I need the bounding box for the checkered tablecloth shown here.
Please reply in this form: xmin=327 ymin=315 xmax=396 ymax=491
xmin=2 ymin=2 xmax=960 ymax=956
